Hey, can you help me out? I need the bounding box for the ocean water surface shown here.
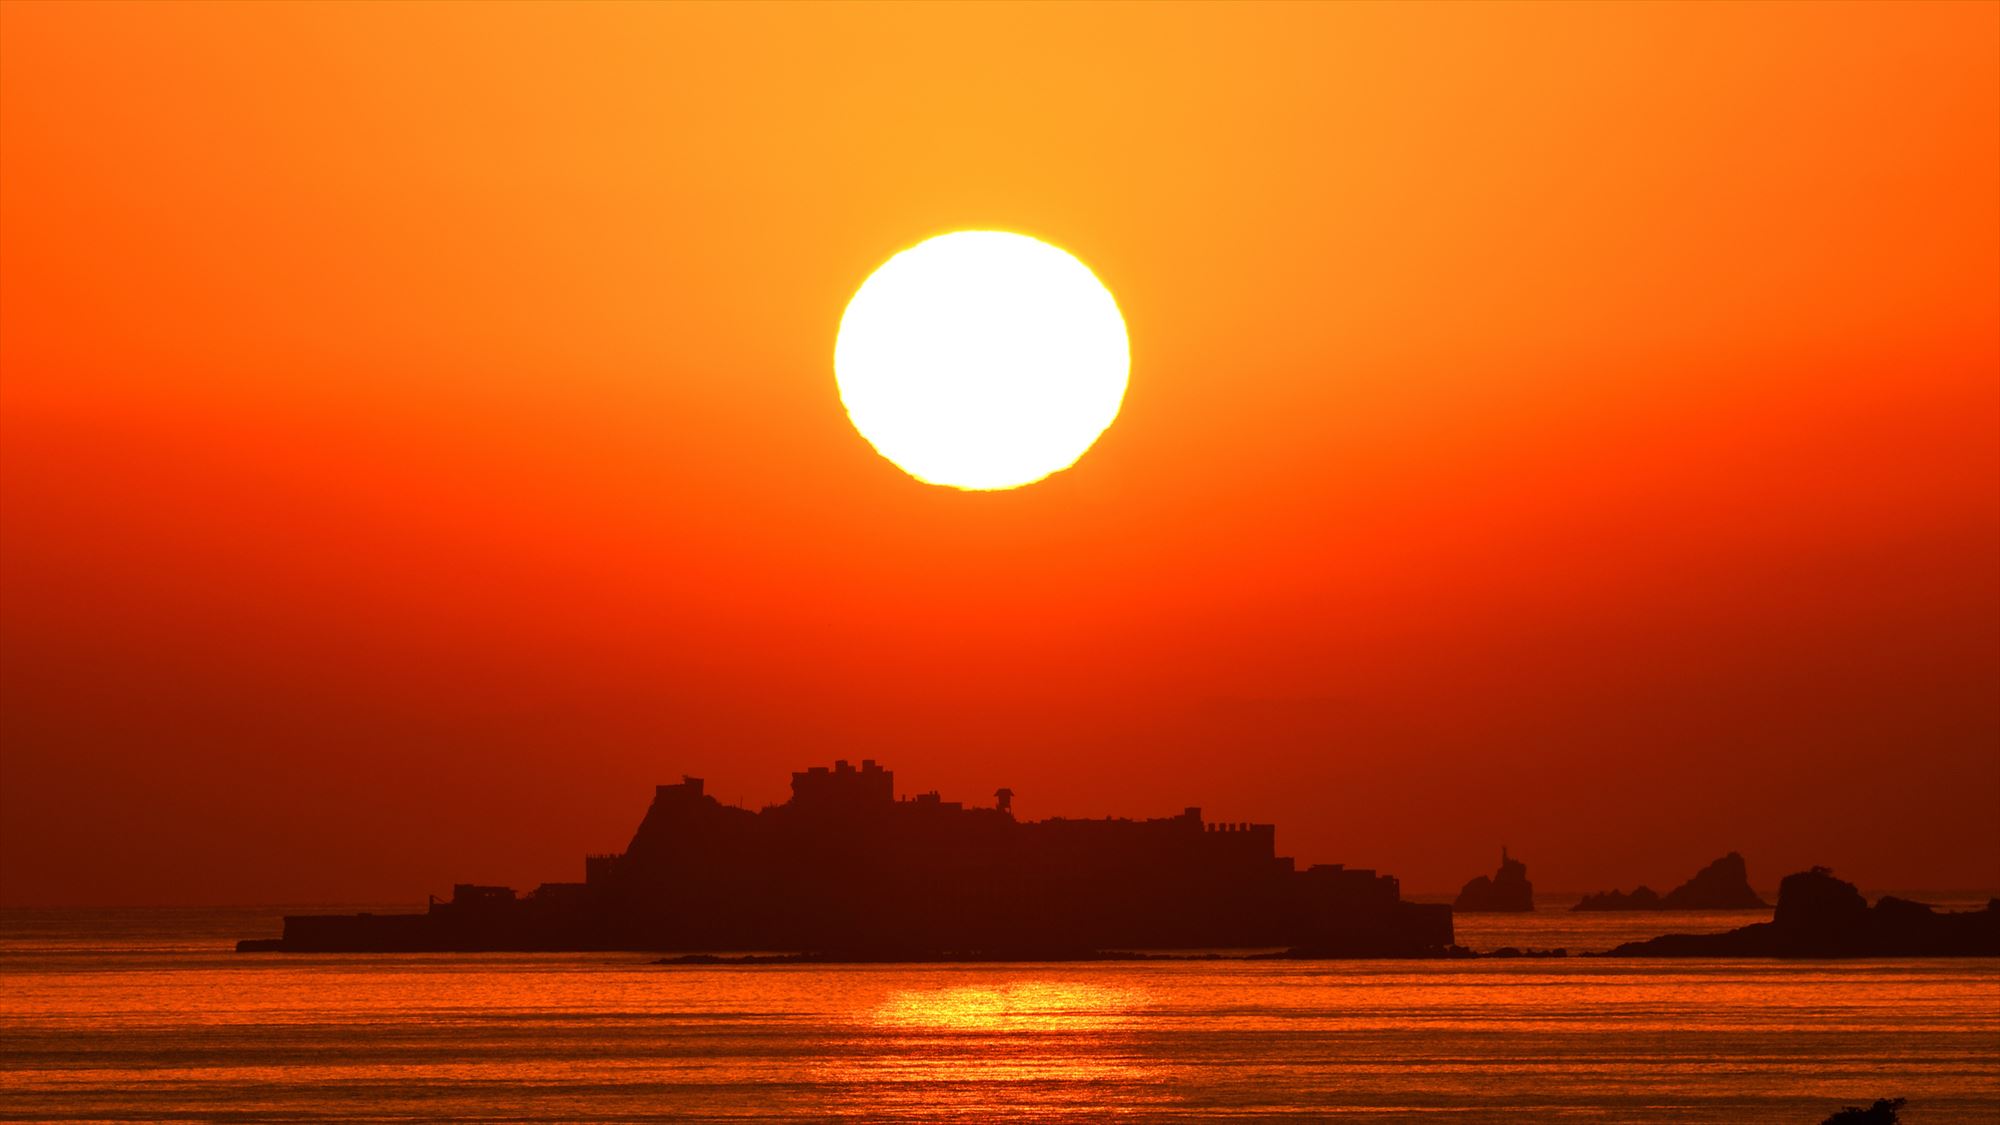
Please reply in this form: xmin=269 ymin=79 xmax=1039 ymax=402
xmin=2 ymin=904 xmax=1996 ymax=1123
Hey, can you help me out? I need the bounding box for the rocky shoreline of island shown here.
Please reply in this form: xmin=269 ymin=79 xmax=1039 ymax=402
xmin=645 ymin=865 xmax=2000 ymax=964
xmin=651 ymin=945 xmax=1574 ymax=965
xmin=1603 ymin=867 xmax=1998 ymax=957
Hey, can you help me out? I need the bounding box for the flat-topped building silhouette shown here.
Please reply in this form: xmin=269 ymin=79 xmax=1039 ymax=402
xmin=241 ymin=759 xmax=1453 ymax=958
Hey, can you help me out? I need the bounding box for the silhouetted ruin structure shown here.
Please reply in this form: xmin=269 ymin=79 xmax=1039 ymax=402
xmin=1453 ymin=847 xmax=1533 ymax=912
xmin=1574 ymin=851 xmax=1769 ymax=911
xmin=1607 ymin=867 xmax=1999 ymax=957
xmin=239 ymin=760 xmax=1453 ymax=958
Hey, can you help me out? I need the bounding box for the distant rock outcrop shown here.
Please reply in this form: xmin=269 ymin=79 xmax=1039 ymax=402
xmin=1605 ymin=868 xmax=2000 ymax=957
xmin=1661 ymin=852 xmax=1769 ymax=909
xmin=1454 ymin=848 xmax=1533 ymax=912
xmin=1574 ymin=885 xmax=1663 ymax=911
xmin=1574 ymin=852 xmax=1768 ymax=912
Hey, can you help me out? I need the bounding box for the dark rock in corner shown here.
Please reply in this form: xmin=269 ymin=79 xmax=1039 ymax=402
xmin=1820 ymin=1097 xmax=1905 ymax=1124
xmin=1454 ymin=848 xmax=1533 ymax=912
xmin=1605 ymin=867 xmax=1999 ymax=958
xmin=1574 ymin=852 xmax=1769 ymax=912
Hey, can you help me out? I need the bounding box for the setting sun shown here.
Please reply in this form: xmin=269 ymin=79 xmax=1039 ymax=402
xmin=2 ymin=3 xmax=1997 ymax=1121
xmin=834 ymin=231 xmax=1130 ymax=490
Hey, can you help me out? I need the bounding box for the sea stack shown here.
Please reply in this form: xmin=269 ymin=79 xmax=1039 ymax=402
xmin=1574 ymin=852 xmax=1769 ymax=911
xmin=1454 ymin=847 xmax=1534 ymax=912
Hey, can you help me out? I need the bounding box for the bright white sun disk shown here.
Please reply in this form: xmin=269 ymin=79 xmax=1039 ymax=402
xmin=834 ymin=231 xmax=1129 ymax=490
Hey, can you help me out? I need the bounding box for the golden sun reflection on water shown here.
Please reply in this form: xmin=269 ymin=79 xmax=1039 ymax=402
xmin=871 ymin=980 xmax=1149 ymax=1033
xmin=830 ymin=979 xmax=1168 ymax=1117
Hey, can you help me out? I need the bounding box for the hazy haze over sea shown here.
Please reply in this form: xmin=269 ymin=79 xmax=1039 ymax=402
xmin=3 ymin=903 xmax=1996 ymax=1123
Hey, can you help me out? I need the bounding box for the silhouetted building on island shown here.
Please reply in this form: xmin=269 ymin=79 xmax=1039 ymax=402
xmin=1453 ymin=847 xmax=1534 ymax=912
xmin=241 ymin=759 xmax=1453 ymax=958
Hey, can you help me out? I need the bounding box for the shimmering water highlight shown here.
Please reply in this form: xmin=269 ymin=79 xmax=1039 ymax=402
xmin=2 ymin=907 xmax=1995 ymax=1123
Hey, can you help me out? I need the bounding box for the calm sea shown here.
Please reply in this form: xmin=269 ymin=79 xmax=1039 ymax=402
xmin=3 ymin=901 xmax=1996 ymax=1123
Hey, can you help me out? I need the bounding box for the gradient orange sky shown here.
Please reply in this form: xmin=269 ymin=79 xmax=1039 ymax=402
xmin=3 ymin=2 xmax=1996 ymax=905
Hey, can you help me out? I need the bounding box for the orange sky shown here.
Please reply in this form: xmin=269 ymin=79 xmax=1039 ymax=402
xmin=3 ymin=2 xmax=1996 ymax=905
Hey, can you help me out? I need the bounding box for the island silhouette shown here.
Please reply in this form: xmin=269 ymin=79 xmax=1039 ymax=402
xmin=239 ymin=760 xmax=1454 ymax=958
xmin=1607 ymin=867 xmax=1998 ymax=957
xmin=1453 ymin=848 xmax=1534 ymax=912
xmin=1574 ymin=851 xmax=1769 ymax=911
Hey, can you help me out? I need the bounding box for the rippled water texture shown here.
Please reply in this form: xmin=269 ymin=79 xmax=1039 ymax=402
xmin=3 ymin=907 xmax=1996 ymax=1122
